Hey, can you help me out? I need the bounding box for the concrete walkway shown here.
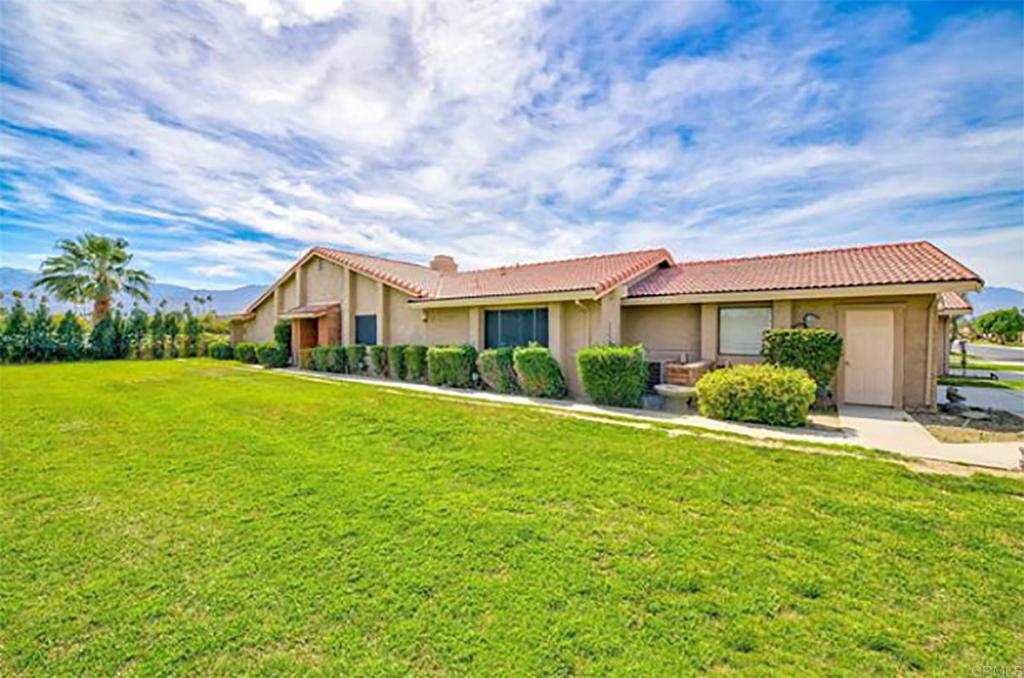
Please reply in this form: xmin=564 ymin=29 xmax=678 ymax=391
xmin=837 ymin=405 xmax=1022 ymax=470
xmin=270 ymin=367 xmax=1024 ymax=471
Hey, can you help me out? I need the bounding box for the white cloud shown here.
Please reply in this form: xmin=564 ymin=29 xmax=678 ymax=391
xmin=1 ymin=0 xmax=1021 ymax=287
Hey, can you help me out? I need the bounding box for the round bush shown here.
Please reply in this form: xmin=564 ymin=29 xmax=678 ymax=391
xmin=404 ymin=345 xmax=428 ymax=382
xmin=513 ymin=344 xmax=566 ymax=399
xmin=577 ymin=344 xmax=648 ymax=407
xmin=696 ymin=363 xmax=816 ymax=427
xmin=387 ymin=345 xmax=407 ymax=380
xmin=761 ymin=329 xmax=843 ymax=389
xmin=208 ymin=341 xmax=234 ymax=360
xmin=234 ymin=342 xmax=258 ymax=364
xmin=477 ymin=347 xmax=517 ymax=393
xmin=428 ymin=345 xmax=478 ymax=388
xmin=255 ymin=341 xmax=288 ymax=368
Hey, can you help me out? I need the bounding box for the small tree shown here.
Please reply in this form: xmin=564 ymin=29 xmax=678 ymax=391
xmin=183 ymin=304 xmax=202 ymax=357
xmin=129 ymin=305 xmax=149 ymax=359
xmin=150 ymin=302 xmax=167 ymax=358
xmin=973 ymin=308 xmax=1024 ymax=345
xmin=26 ymin=297 xmax=57 ymax=362
xmin=56 ymin=310 xmax=85 ymax=361
xmin=165 ymin=312 xmax=181 ymax=358
xmin=1 ymin=294 xmax=30 ymax=363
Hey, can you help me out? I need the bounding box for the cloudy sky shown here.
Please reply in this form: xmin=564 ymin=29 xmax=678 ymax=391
xmin=2 ymin=0 xmax=1022 ymax=289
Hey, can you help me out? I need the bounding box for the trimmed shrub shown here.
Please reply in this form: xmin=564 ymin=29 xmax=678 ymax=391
xmin=388 ymin=345 xmax=407 ymax=380
xmin=428 ymin=345 xmax=478 ymax=388
xmin=256 ymin=341 xmax=288 ymax=368
xmin=369 ymin=345 xmax=388 ymax=376
xmin=696 ymin=364 xmax=816 ymax=427
xmin=577 ymin=344 xmax=648 ymax=407
xmin=513 ymin=344 xmax=566 ymax=398
xmin=346 ymin=345 xmax=367 ymax=374
xmin=274 ymin=321 xmax=292 ymax=358
xmin=209 ymin=341 xmax=234 ymax=360
xmin=234 ymin=342 xmax=258 ymax=364
xmin=300 ymin=347 xmax=317 ymax=370
xmin=323 ymin=345 xmax=346 ymax=373
xmin=404 ymin=345 xmax=428 ymax=382
xmin=477 ymin=347 xmax=518 ymax=393
xmin=761 ymin=329 xmax=843 ymax=389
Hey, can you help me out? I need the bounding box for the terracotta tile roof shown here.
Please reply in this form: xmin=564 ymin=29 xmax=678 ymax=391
xmin=279 ymin=302 xmax=340 ymax=318
xmin=313 ymin=246 xmax=440 ymax=297
xmin=628 ymin=241 xmax=982 ymax=298
xmin=938 ymin=291 xmax=972 ymax=314
xmin=430 ymin=249 xmax=672 ymax=301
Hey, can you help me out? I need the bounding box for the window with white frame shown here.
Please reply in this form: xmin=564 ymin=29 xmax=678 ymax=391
xmin=718 ymin=307 xmax=772 ymax=356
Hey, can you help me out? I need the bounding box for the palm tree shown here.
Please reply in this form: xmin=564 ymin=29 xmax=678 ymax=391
xmin=34 ymin=233 xmax=153 ymax=323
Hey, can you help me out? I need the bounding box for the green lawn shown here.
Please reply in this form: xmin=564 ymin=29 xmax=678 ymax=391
xmin=938 ymin=376 xmax=1024 ymax=391
xmin=948 ymin=355 xmax=1024 ymax=372
xmin=2 ymin=361 xmax=1022 ymax=675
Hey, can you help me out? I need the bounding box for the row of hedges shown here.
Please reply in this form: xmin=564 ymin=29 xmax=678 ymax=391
xmin=1 ymin=298 xmax=228 ymax=364
xmin=287 ymin=341 xmax=567 ymax=398
xmin=225 ymin=340 xmax=288 ymax=368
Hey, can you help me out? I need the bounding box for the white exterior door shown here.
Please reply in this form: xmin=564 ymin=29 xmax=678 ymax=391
xmin=844 ymin=309 xmax=895 ymax=406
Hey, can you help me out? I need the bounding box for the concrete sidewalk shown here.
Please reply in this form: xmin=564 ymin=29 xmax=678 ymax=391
xmin=837 ymin=405 xmax=1022 ymax=470
xmin=272 ymin=367 xmax=1023 ymax=472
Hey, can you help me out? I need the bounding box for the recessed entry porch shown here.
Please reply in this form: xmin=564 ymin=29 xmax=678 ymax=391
xmin=279 ymin=302 xmax=342 ymax=362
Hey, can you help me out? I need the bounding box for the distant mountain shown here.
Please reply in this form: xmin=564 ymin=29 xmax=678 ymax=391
xmin=0 ymin=267 xmax=263 ymax=315
xmin=966 ymin=286 xmax=1024 ymax=316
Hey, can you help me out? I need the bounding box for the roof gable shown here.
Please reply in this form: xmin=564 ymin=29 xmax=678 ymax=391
xmin=431 ymin=249 xmax=672 ymax=301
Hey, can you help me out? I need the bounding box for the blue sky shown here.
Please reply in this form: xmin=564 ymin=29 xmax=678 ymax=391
xmin=1 ymin=0 xmax=1022 ymax=289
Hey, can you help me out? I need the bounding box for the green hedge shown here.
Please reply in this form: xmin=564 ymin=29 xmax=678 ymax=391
xmin=208 ymin=341 xmax=234 ymax=360
xmin=234 ymin=342 xmax=258 ymax=364
xmin=404 ymin=345 xmax=428 ymax=382
xmin=345 ymin=345 xmax=367 ymax=374
xmin=299 ymin=348 xmax=316 ymax=370
xmin=477 ymin=347 xmax=518 ymax=393
xmin=387 ymin=345 xmax=407 ymax=380
xmin=369 ymin=345 xmax=388 ymax=376
xmin=761 ymin=329 xmax=843 ymax=389
xmin=696 ymin=364 xmax=816 ymax=427
xmin=273 ymin=321 xmax=291 ymax=358
xmin=513 ymin=345 xmax=566 ymax=398
xmin=256 ymin=341 xmax=288 ymax=368
xmin=428 ymin=345 xmax=478 ymax=388
xmin=577 ymin=344 xmax=648 ymax=407
xmin=309 ymin=346 xmax=328 ymax=371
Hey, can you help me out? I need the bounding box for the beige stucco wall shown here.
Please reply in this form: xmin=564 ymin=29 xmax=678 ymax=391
xmin=388 ymin=289 xmax=426 ymax=345
xmin=352 ymin=274 xmax=378 ymax=316
xmin=621 ymin=304 xmax=700 ymax=363
xmin=560 ymin=300 xmax=601 ymax=395
xmin=425 ymin=307 xmax=471 ymax=345
xmin=241 ymin=295 xmax=277 ymax=343
xmin=302 ymin=257 xmax=345 ymax=304
xmin=279 ymin=276 xmax=298 ymax=311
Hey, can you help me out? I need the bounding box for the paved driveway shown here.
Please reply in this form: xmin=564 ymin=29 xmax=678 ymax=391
xmin=938 ymin=385 xmax=1024 ymax=416
xmin=966 ymin=342 xmax=1024 ymax=362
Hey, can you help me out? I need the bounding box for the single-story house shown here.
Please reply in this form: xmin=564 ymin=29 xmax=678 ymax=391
xmin=229 ymin=240 xmax=981 ymax=409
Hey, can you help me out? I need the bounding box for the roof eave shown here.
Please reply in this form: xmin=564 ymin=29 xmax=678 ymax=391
xmin=623 ymin=279 xmax=983 ymax=306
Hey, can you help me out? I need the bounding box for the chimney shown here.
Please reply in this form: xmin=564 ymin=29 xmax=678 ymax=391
xmin=429 ymin=254 xmax=458 ymax=273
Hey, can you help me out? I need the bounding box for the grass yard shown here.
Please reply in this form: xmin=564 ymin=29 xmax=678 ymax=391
xmin=938 ymin=375 xmax=1024 ymax=391
xmin=2 ymin=360 xmax=1023 ymax=675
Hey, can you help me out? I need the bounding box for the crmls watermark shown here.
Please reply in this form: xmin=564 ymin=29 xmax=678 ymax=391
xmin=974 ymin=665 xmax=1024 ymax=678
